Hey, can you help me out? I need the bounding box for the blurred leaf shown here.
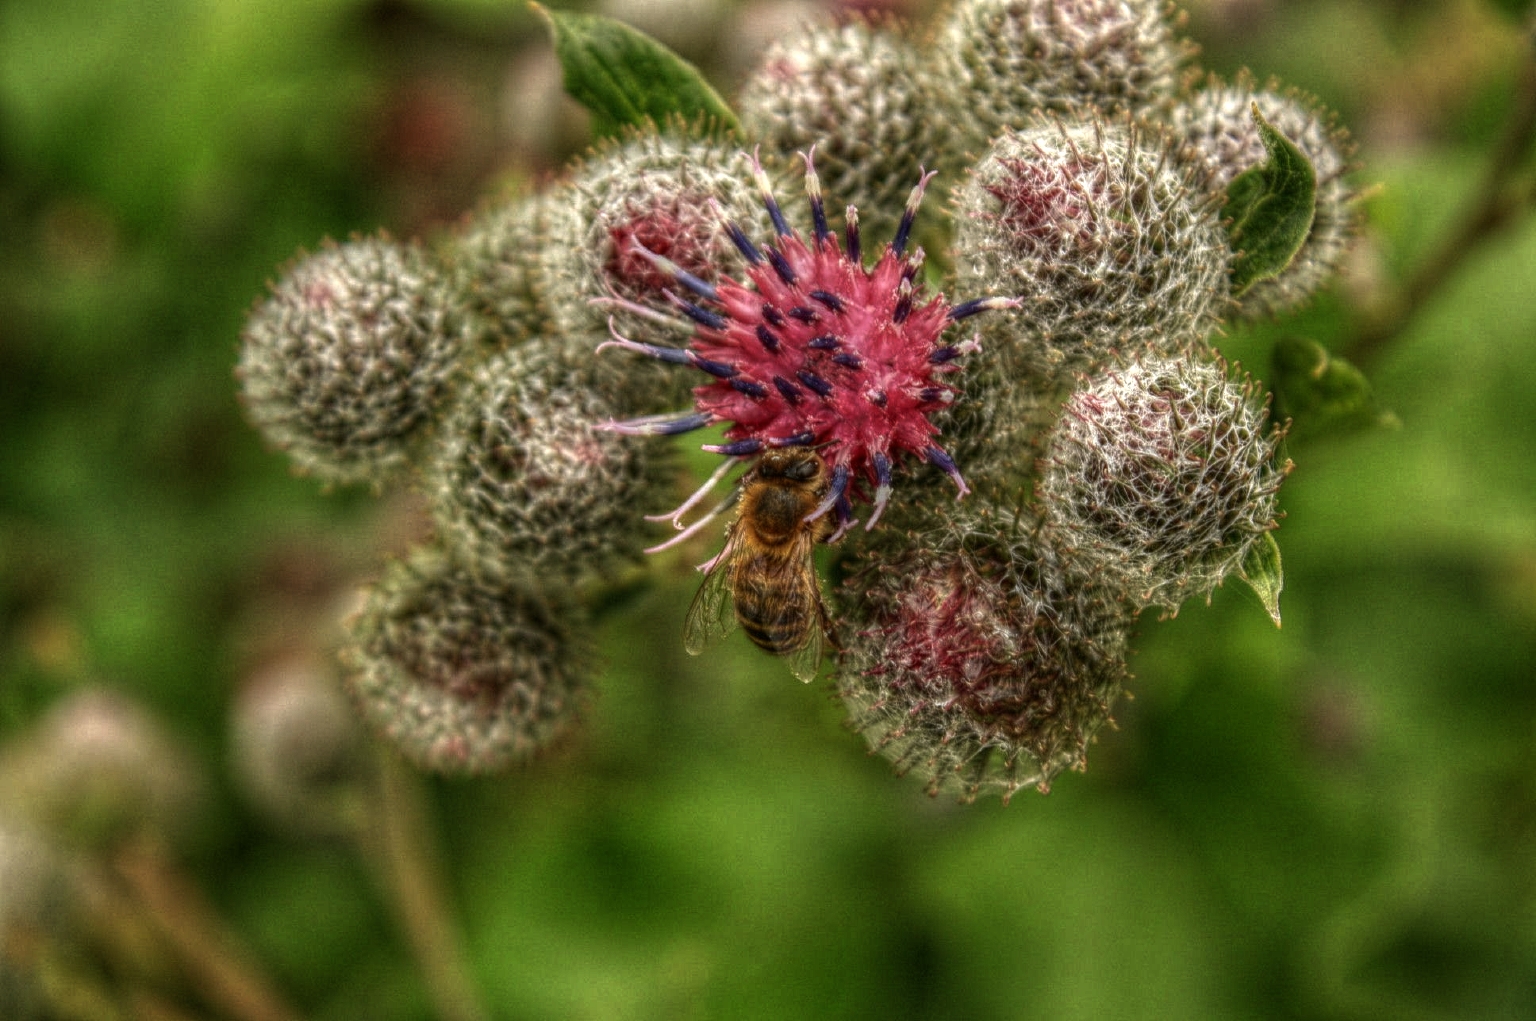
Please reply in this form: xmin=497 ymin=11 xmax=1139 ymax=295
xmin=1273 ymin=335 xmax=1400 ymax=441
xmin=1238 ymin=532 xmax=1284 ymax=627
xmin=1224 ymin=103 xmax=1317 ymax=295
xmin=532 ymin=4 xmax=739 ymax=138
xmin=1484 ymin=0 xmax=1536 ymax=24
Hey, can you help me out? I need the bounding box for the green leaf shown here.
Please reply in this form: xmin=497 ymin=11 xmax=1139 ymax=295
xmin=1223 ymin=103 xmax=1317 ymax=295
xmin=1272 ymin=336 xmax=1400 ymax=441
xmin=532 ymin=4 xmax=739 ymax=139
xmin=1237 ymin=532 xmax=1284 ymax=628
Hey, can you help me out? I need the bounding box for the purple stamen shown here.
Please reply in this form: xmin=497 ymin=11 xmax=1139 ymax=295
xmin=705 ymin=437 xmax=765 ymax=456
xmin=827 ymin=502 xmax=857 ymax=544
xmin=796 ymin=369 xmax=833 ymax=398
xmin=918 ymin=387 xmax=953 ymax=404
xmin=929 ymin=337 xmax=982 ymax=364
xmin=749 ymin=149 xmax=792 ymax=237
xmin=865 ymin=451 xmax=894 ymax=531
xmin=801 ymin=147 xmax=832 ymax=244
xmin=947 ymin=296 xmax=1021 ymax=321
xmin=761 ymin=304 xmax=786 ymax=328
xmin=766 ymin=246 xmax=797 ymax=285
xmin=891 ymin=168 xmax=937 ymax=257
xmin=692 ymin=355 xmax=739 ymax=379
xmin=674 ymin=296 xmax=730 ymax=331
xmin=901 ymin=250 xmax=924 ymax=285
xmin=804 ymin=462 xmax=851 ymax=522
xmin=832 ymin=352 xmax=863 ymax=370
xmin=768 ymin=431 xmax=815 ymax=447
xmin=926 ymin=445 xmax=970 ymax=499
xmin=725 ymin=220 xmax=763 ymax=265
xmin=730 ymin=378 xmax=769 ymax=398
xmin=788 ymin=306 xmax=818 ymax=324
xmin=630 ymin=241 xmax=720 ymax=302
xmin=596 ymin=326 xmax=692 ymax=366
xmin=755 ymin=324 xmax=780 ymax=353
xmin=773 ymin=376 xmax=803 ymax=405
xmin=711 ymin=196 xmax=763 ymax=265
xmin=808 ymin=334 xmax=840 ymax=350
xmin=598 ymin=410 xmax=716 ymax=437
xmin=810 ymin=290 xmax=845 ymax=313
xmin=845 ymin=205 xmax=861 ymax=266
xmin=893 ymin=279 xmax=913 ymax=324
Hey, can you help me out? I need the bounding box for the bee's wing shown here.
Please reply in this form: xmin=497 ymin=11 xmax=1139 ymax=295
xmin=783 ymin=605 xmax=825 ymax=683
xmin=782 ymin=535 xmax=831 ymax=684
xmin=683 ymin=530 xmax=738 ymax=655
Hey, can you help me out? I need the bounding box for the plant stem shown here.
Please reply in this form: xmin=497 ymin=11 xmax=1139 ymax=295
xmin=359 ymin=750 xmax=491 ymax=1021
xmin=113 ymin=843 xmax=303 ymax=1021
xmin=1350 ymin=24 xmax=1536 ymax=367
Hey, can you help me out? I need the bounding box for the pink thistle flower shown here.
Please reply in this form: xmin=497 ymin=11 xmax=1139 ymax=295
xmin=598 ymin=149 xmax=1017 ymax=542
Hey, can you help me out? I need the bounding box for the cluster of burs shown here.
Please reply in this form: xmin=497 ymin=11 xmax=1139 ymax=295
xmin=238 ymin=0 xmax=1357 ymax=801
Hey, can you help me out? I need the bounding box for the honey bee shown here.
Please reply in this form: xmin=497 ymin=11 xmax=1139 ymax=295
xmin=684 ymin=448 xmax=836 ymax=682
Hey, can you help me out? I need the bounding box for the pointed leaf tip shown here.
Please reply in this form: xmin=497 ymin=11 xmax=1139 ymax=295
xmin=1223 ymin=103 xmax=1318 ymax=295
xmin=536 ymin=5 xmax=740 ymax=139
xmin=1273 ymin=336 xmax=1397 ymax=441
xmin=1239 ymin=532 xmax=1284 ymax=627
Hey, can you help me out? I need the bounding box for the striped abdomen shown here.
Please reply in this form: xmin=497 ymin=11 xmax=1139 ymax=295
xmin=730 ymin=549 xmax=817 ymax=655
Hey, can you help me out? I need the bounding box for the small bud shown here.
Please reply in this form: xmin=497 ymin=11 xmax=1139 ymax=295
xmin=1038 ymin=356 xmax=1289 ymax=611
xmin=737 ymin=20 xmax=950 ymax=240
xmin=424 ymin=345 xmax=673 ymax=584
xmin=954 ymin=121 xmax=1228 ymax=391
xmin=451 ymin=189 xmax=553 ymax=354
xmin=232 ymin=657 xmax=368 ymax=836
xmin=1172 ymin=75 xmax=1359 ymax=318
xmin=838 ymin=511 xmax=1134 ymax=802
xmin=237 ymin=236 xmax=468 ymax=488
xmin=936 ymin=0 xmax=1193 ymax=154
xmin=0 ymin=689 xmax=203 ymax=851
xmin=343 ymin=549 xmax=594 ymax=775
xmin=538 ymin=133 xmax=774 ymax=412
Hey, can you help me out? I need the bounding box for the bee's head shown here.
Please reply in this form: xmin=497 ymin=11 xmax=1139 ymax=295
xmin=755 ymin=448 xmax=825 ymax=484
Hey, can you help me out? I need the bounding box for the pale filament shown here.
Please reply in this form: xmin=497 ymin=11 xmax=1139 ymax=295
xmin=645 ymin=457 xmax=741 ymax=528
xmin=643 ymin=493 xmax=735 ymax=554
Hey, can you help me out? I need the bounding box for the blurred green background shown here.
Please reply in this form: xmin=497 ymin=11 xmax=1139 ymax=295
xmin=3 ymin=0 xmax=1536 ymax=1018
